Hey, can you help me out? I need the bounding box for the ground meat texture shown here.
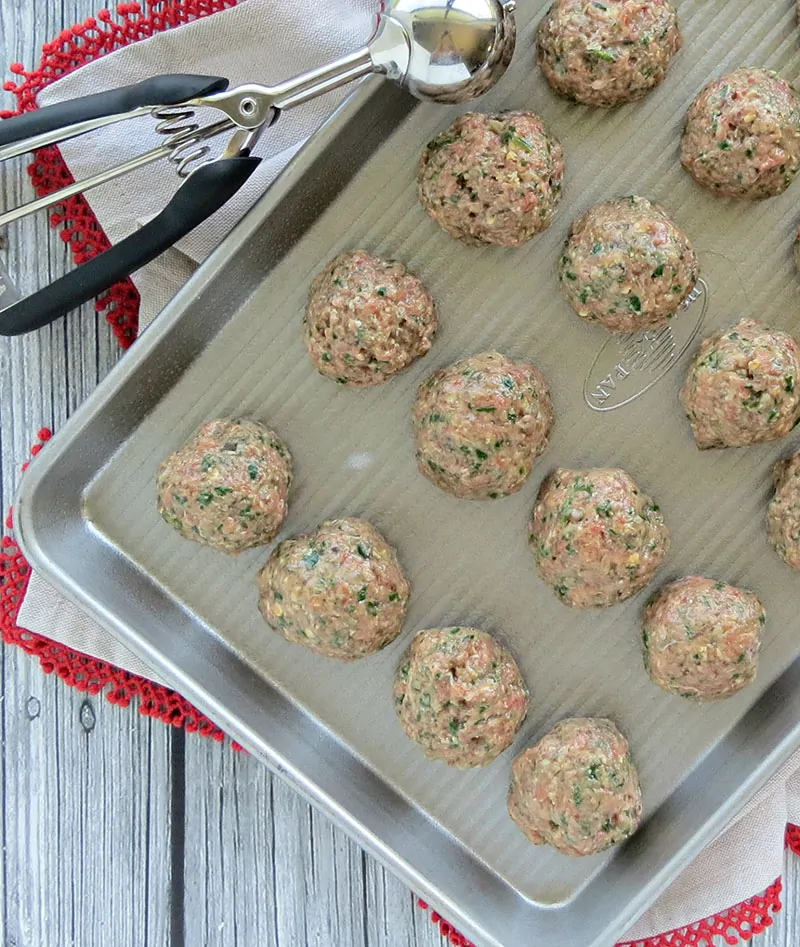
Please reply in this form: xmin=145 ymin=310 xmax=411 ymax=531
xmin=536 ymin=0 xmax=681 ymax=108
xmin=393 ymin=627 xmax=529 ymax=768
xmin=507 ymin=717 xmax=642 ymax=857
xmin=157 ymin=418 xmax=292 ymax=554
xmin=417 ymin=111 xmax=565 ymax=247
xmin=304 ymin=250 xmax=437 ymax=387
xmin=529 ymin=468 xmax=669 ymax=609
xmin=643 ymin=576 xmax=765 ymax=701
xmin=413 ymin=352 xmax=555 ymax=500
xmin=767 ymin=450 xmax=800 ymax=570
xmin=257 ymin=518 xmax=410 ymax=661
xmin=680 ymin=318 xmax=800 ymax=450
xmin=559 ymin=196 xmax=699 ymax=333
xmin=681 ymin=68 xmax=800 ymax=200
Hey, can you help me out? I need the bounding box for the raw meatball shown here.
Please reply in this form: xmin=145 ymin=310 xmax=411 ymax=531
xmin=413 ymin=351 xmax=555 ymax=500
xmin=304 ymin=250 xmax=437 ymax=387
xmin=157 ymin=418 xmax=292 ymax=554
xmin=643 ymin=576 xmax=765 ymax=701
xmin=393 ymin=627 xmax=529 ymax=768
xmin=507 ymin=717 xmax=642 ymax=857
xmin=681 ymin=68 xmax=800 ymax=200
xmin=767 ymin=449 xmax=800 ymax=570
xmin=257 ymin=518 xmax=410 ymax=660
xmin=559 ymin=196 xmax=699 ymax=332
xmin=680 ymin=318 xmax=800 ymax=449
xmin=417 ymin=111 xmax=565 ymax=247
xmin=529 ymin=467 xmax=669 ymax=609
xmin=536 ymin=0 xmax=682 ymax=108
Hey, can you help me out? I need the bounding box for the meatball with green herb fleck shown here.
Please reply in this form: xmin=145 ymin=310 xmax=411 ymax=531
xmin=559 ymin=196 xmax=698 ymax=333
xmin=305 ymin=250 xmax=437 ymax=387
xmin=393 ymin=627 xmax=529 ymax=768
xmin=643 ymin=576 xmax=765 ymax=701
xmin=508 ymin=717 xmax=643 ymax=857
xmin=417 ymin=111 xmax=565 ymax=247
xmin=413 ymin=352 xmax=555 ymax=500
xmin=537 ymin=0 xmax=682 ymax=108
xmin=767 ymin=449 xmax=800 ymax=571
xmin=680 ymin=318 xmax=800 ymax=449
xmin=681 ymin=68 xmax=800 ymax=200
xmin=529 ymin=468 xmax=669 ymax=609
xmin=157 ymin=418 xmax=292 ymax=554
xmin=257 ymin=518 xmax=410 ymax=660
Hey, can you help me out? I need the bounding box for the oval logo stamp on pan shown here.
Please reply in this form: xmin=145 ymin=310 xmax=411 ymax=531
xmin=583 ymin=280 xmax=709 ymax=413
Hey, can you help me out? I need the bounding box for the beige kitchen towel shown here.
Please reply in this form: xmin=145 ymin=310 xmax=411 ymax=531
xmin=12 ymin=0 xmax=800 ymax=941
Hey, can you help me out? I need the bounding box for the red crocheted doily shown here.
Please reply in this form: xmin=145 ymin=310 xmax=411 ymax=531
xmin=0 ymin=3 xmax=794 ymax=944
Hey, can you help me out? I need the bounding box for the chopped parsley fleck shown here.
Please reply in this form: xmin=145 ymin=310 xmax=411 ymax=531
xmin=573 ymin=785 xmax=584 ymax=806
xmin=302 ymin=550 xmax=321 ymax=569
xmin=589 ymin=48 xmax=617 ymax=61
xmin=388 ymin=592 xmax=400 ymax=602
xmin=333 ymin=278 xmax=344 ymax=287
xmin=426 ymin=133 xmax=457 ymax=153
xmin=247 ymin=462 xmax=260 ymax=480
xmin=320 ymin=352 xmax=331 ymax=362
xmin=595 ymin=501 xmax=613 ymax=517
xmin=273 ymin=591 xmax=283 ymax=601
xmin=719 ymin=140 xmax=732 ymax=151
xmin=376 ymin=287 xmax=387 ymax=297
xmin=742 ymin=391 xmax=764 ymax=410
xmin=356 ymin=543 xmax=371 ymax=559
xmin=586 ymin=764 xmax=600 ymax=781
xmin=214 ymin=486 xmax=233 ymax=497
xmin=201 ymin=455 xmax=216 ymax=472
xmin=475 ymin=448 xmax=489 ymax=461
xmin=564 ymin=271 xmax=578 ymax=281
xmin=651 ymin=264 xmax=664 ymax=278
xmin=449 ymin=718 xmax=462 ymax=735
xmin=198 ymin=491 xmax=213 ymax=508
xmin=476 ymin=406 xmax=496 ymax=413
xmin=358 ymin=586 xmax=367 ymax=602
xmin=787 ymin=376 xmax=795 ymax=393
xmin=628 ymin=295 xmax=642 ymax=313
xmin=502 ymin=377 xmax=515 ymax=390
xmin=500 ymin=125 xmax=534 ymax=152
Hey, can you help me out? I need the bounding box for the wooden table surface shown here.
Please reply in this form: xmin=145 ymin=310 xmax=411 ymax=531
xmin=0 ymin=2 xmax=799 ymax=946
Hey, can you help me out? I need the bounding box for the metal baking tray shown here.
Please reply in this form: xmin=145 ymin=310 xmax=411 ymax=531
xmin=15 ymin=2 xmax=800 ymax=944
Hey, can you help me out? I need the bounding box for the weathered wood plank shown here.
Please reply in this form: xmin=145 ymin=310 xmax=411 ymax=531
xmin=0 ymin=2 xmax=175 ymax=947
xmin=182 ymin=732 xmax=453 ymax=947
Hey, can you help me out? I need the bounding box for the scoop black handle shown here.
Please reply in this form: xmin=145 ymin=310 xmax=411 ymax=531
xmin=0 ymin=156 xmax=261 ymax=336
xmin=0 ymin=75 xmax=230 ymax=147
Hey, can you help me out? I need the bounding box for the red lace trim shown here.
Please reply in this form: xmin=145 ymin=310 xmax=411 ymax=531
xmin=1 ymin=0 xmax=238 ymax=347
xmin=0 ymin=2 xmax=795 ymax=944
xmin=419 ymin=875 xmax=783 ymax=947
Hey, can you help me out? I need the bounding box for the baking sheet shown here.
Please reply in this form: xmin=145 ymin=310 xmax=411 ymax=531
xmin=16 ymin=1 xmax=800 ymax=944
